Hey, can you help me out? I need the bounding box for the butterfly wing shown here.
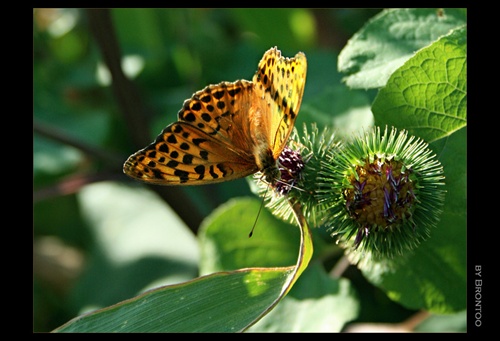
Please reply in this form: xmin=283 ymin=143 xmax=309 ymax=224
xmin=123 ymin=81 xmax=260 ymax=185
xmin=123 ymin=47 xmax=307 ymax=186
xmin=252 ymin=47 xmax=307 ymax=160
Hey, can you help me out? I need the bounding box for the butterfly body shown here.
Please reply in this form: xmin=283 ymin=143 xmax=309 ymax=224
xmin=124 ymin=47 xmax=307 ymax=187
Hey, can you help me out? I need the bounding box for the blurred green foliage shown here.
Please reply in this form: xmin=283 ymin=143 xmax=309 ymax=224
xmin=33 ymin=8 xmax=466 ymax=332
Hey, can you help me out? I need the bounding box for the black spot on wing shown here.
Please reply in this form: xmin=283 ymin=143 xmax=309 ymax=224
xmin=175 ymin=169 xmax=190 ymax=183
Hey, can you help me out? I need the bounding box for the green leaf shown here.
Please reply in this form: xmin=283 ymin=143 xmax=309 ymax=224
xmin=338 ymin=8 xmax=466 ymax=89
xmin=415 ymin=310 xmax=466 ymax=332
xmin=372 ymin=25 xmax=467 ymax=142
xmin=33 ymin=136 xmax=84 ymax=177
xmin=200 ymin=196 xmax=315 ymax=297
xmin=54 ymin=267 xmax=294 ymax=332
xmin=199 ymin=197 xmax=301 ymax=274
xmin=56 ymin=193 xmax=314 ymax=332
xmin=78 ymin=182 xmax=199 ymax=268
xmin=299 ymin=86 xmax=374 ymax=140
xmin=249 ymin=264 xmax=359 ymax=332
xmin=71 ymin=182 xmax=199 ymax=308
xmin=362 ymin=127 xmax=466 ymax=313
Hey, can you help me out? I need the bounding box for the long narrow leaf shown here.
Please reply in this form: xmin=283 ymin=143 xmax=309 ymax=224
xmin=54 ymin=195 xmax=313 ymax=332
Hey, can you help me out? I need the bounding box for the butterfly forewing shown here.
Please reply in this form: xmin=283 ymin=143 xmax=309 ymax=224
xmin=252 ymin=48 xmax=307 ymax=160
xmin=178 ymin=80 xmax=255 ymax=148
xmin=123 ymin=46 xmax=307 ymax=186
xmin=123 ymin=121 xmax=258 ymax=185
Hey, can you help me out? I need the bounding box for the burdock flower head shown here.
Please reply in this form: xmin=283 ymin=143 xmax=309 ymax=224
xmin=252 ymin=124 xmax=342 ymax=228
xmin=253 ymin=124 xmax=445 ymax=268
xmin=317 ymin=126 xmax=446 ymax=265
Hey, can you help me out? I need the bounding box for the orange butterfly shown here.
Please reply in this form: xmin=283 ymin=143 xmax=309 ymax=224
xmin=123 ymin=47 xmax=307 ymax=187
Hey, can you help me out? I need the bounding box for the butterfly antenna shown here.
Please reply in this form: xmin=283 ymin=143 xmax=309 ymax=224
xmin=249 ymin=180 xmax=270 ymax=238
xmin=273 ymin=177 xmax=307 ymax=192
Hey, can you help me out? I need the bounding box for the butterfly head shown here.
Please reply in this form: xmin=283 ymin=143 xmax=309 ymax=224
xmin=254 ymin=146 xmax=280 ymax=184
xmin=255 ymin=145 xmax=305 ymax=196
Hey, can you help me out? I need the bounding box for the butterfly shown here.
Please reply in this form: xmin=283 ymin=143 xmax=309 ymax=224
xmin=123 ymin=47 xmax=307 ymax=187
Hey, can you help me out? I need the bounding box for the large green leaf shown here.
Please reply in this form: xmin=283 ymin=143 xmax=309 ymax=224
xmin=199 ymin=198 xmax=301 ymax=273
xmin=338 ymin=8 xmax=466 ymax=89
xmin=77 ymin=182 xmax=199 ymax=267
xmin=372 ymin=25 xmax=467 ymax=142
xmin=55 ymin=191 xmax=314 ymax=332
xmin=70 ymin=182 xmax=200 ymax=309
xmin=199 ymin=197 xmax=315 ymax=300
xmin=55 ymin=267 xmax=294 ymax=332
